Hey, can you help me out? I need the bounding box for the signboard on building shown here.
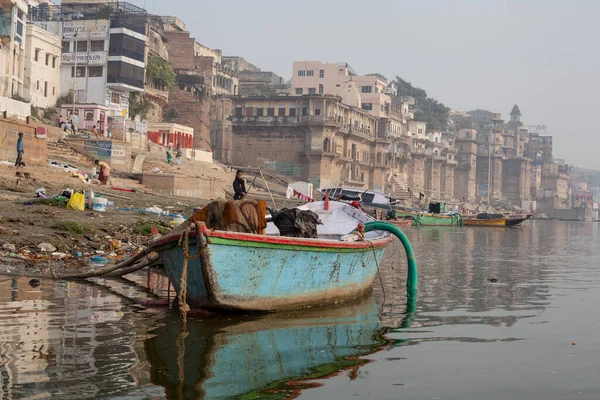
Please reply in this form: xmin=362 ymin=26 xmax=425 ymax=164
xmin=479 ymin=184 xmax=488 ymax=196
xmin=135 ymin=120 xmax=148 ymax=134
xmin=62 ymin=20 xmax=109 ymax=39
xmin=108 ymin=116 xmax=126 ymax=141
xmin=111 ymin=144 xmax=127 ymax=165
xmin=61 ymin=52 xmax=107 ymax=65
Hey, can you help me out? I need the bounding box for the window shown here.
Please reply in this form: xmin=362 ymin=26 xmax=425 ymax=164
xmin=380 ymin=105 xmax=384 ymax=112
xmin=267 ymin=108 xmax=275 ymax=116
xmin=278 ymin=107 xmax=286 ymax=116
xmin=361 ymin=86 xmax=372 ymax=93
xmin=52 ymin=57 xmax=56 ymax=68
xmin=62 ymin=41 xmax=70 ymax=53
xmin=308 ymin=88 xmax=316 ymax=95
xmin=375 ymin=87 xmax=379 ymax=93
xmin=289 ymin=108 xmax=296 ymax=117
xmin=295 ymin=88 xmax=303 ymax=95
xmin=111 ymin=92 xmax=121 ymax=104
xmin=76 ymin=41 xmax=88 ymax=53
xmin=297 ymin=70 xmax=306 ymax=77
xmin=335 ymin=84 xmax=341 ymax=87
xmin=34 ymin=49 xmax=39 ymax=62
xmin=302 ymin=107 xmax=307 ymax=116
xmin=256 ymin=107 xmax=264 ymax=117
xmin=45 ymin=54 xmax=50 ymax=66
xmin=71 ymin=66 xmax=86 ymax=77
xmin=109 ymin=34 xmax=145 ymax=62
xmin=361 ymin=103 xmax=373 ymax=111
xmin=52 ymin=87 xmax=55 ymax=96
xmin=89 ymin=66 xmax=103 ymax=77
xmin=36 ymin=80 xmax=39 ymax=90
xmin=107 ymin=61 xmax=145 ymax=88
xmin=85 ymin=110 xmax=94 ymax=121
xmin=318 ymin=84 xmax=323 ymax=94
xmin=307 ymin=70 xmax=314 ymax=77
xmin=44 ymin=82 xmax=48 ymax=97
xmin=319 ymin=69 xmax=324 ymax=78
xmin=90 ymin=40 xmax=104 ymax=52
xmin=418 ymin=128 xmax=423 ymax=134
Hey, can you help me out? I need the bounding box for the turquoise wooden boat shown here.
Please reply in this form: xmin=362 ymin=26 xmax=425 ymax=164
xmin=145 ymin=297 xmax=384 ymax=399
xmin=154 ymin=201 xmax=398 ymax=312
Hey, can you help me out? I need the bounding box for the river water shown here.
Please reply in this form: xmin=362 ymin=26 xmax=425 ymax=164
xmin=0 ymin=221 xmax=599 ymax=399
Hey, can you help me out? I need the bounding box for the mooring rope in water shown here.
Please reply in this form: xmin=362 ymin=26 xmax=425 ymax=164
xmin=175 ymin=225 xmax=193 ymax=400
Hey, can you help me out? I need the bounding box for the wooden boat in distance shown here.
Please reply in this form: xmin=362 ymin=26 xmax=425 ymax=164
xmin=463 ymin=218 xmax=506 ymax=227
xmin=154 ymin=201 xmax=395 ymax=312
xmin=506 ymin=214 xmax=533 ymax=227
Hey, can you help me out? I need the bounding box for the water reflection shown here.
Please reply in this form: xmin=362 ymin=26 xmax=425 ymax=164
xmin=145 ymin=297 xmax=386 ymax=400
xmin=1 ymin=222 xmax=597 ymax=399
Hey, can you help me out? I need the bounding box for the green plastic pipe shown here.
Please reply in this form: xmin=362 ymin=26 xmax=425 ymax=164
xmin=363 ymin=221 xmax=418 ymax=295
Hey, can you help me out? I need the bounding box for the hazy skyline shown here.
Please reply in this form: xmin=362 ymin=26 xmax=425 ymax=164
xmin=124 ymin=0 xmax=598 ymax=168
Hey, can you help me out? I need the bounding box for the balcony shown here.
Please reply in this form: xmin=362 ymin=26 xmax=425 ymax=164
xmin=107 ymin=74 xmax=144 ymax=91
xmin=145 ymin=81 xmax=169 ymax=103
xmin=0 ymin=0 xmax=15 ymax=8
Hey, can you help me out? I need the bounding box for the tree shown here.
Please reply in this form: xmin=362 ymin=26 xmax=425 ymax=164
xmin=394 ymin=76 xmax=449 ymax=131
xmin=146 ymin=55 xmax=177 ymax=94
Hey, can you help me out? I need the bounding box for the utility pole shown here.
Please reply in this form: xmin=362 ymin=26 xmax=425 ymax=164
xmin=72 ymin=31 xmax=78 ymax=117
xmin=487 ymin=125 xmax=493 ymax=205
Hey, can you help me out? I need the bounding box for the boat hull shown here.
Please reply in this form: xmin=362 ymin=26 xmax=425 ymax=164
xmin=156 ymin=225 xmax=392 ymax=312
xmin=463 ymin=218 xmax=506 ymax=227
xmin=395 ymin=211 xmax=461 ymax=226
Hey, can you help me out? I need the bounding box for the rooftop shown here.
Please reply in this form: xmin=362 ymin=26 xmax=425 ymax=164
xmin=29 ymin=1 xmax=148 ymax=34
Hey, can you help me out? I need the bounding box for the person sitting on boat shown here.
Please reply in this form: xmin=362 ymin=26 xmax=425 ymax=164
xmin=94 ymin=159 xmax=111 ymax=185
xmin=233 ymin=170 xmax=247 ymax=200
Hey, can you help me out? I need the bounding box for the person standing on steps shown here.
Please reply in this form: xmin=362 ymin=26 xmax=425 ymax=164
xmin=15 ymin=132 xmax=24 ymax=167
xmin=233 ymin=170 xmax=247 ymax=200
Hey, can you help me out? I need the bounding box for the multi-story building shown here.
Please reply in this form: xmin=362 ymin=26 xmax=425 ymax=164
xmin=30 ymin=1 xmax=148 ymax=119
xmin=0 ymin=0 xmax=30 ymax=98
xmin=227 ymin=94 xmax=389 ymax=191
xmin=162 ymin=17 xmax=238 ymax=97
xmin=23 ymin=23 xmax=61 ymax=108
xmin=454 ymin=123 xmax=478 ymax=201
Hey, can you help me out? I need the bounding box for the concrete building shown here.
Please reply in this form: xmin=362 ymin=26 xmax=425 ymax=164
xmin=30 ymin=1 xmax=148 ymax=118
xmin=222 ymin=55 xmax=260 ymax=72
xmin=454 ymin=123 xmax=478 ymax=201
xmin=23 ymin=23 xmax=61 ymax=108
xmin=0 ymin=0 xmax=30 ymax=98
xmin=228 ymin=94 xmax=388 ymax=191
xmin=162 ymin=20 xmax=238 ymax=96
xmin=237 ymin=70 xmax=288 ymax=97
xmin=147 ymin=122 xmax=194 ymax=149
xmin=143 ymin=15 xmax=170 ymax=121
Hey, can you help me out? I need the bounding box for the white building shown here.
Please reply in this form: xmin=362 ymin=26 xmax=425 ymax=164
xmin=0 ymin=0 xmax=30 ymax=98
xmin=31 ymin=1 xmax=148 ymax=118
xmin=23 ymin=23 xmax=61 ymax=108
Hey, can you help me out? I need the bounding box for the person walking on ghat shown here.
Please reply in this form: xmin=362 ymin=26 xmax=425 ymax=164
xmin=15 ymin=132 xmax=24 ymax=167
xmin=233 ymin=170 xmax=247 ymax=200
xmin=95 ymin=159 xmax=111 ymax=185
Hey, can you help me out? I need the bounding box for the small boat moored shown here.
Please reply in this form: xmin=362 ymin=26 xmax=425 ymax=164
xmin=152 ymin=200 xmax=416 ymax=312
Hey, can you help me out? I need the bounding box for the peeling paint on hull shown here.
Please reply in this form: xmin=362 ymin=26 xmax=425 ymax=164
xmin=157 ymin=225 xmax=392 ymax=312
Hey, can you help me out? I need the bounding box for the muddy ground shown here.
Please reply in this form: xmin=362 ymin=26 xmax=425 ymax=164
xmin=0 ymin=175 xmax=304 ymax=276
xmin=0 ymin=176 xmax=204 ymax=275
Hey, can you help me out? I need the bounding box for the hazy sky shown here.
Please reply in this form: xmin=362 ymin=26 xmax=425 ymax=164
xmin=126 ymin=0 xmax=598 ymax=168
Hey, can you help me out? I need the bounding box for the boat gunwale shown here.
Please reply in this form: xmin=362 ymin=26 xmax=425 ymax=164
xmin=153 ymin=223 xmax=393 ymax=251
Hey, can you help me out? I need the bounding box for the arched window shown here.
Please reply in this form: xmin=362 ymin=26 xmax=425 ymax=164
xmin=376 ymin=152 xmax=382 ymax=164
xmin=323 ymin=138 xmax=331 ymax=152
